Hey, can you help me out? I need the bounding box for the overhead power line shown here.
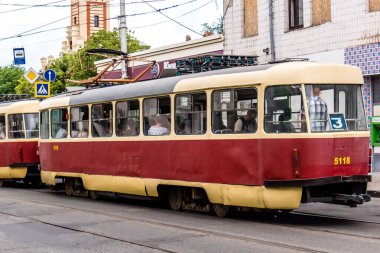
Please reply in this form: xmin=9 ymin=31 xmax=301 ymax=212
xmin=0 ymin=0 xmax=66 ymax=14
xmin=142 ymin=0 xmax=203 ymax=36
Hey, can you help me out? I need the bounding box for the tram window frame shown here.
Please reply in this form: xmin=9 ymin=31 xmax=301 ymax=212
xmin=264 ymin=85 xmax=306 ymax=134
xmin=91 ymin=103 xmax=113 ymax=138
xmin=24 ymin=113 xmax=39 ymax=139
xmin=143 ymin=96 xmax=171 ymax=136
xmin=70 ymin=106 xmax=89 ymax=138
xmin=175 ymin=92 xmax=207 ymax=135
xmin=0 ymin=114 xmax=6 ymax=140
xmin=8 ymin=114 xmax=25 ymax=139
xmin=40 ymin=110 xmax=49 ymax=139
xmin=51 ymin=108 xmax=68 ymax=139
xmin=211 ymin=88 xmax=258 ymax=134
xmin=116 ymin=100 xmax=140 ymax=137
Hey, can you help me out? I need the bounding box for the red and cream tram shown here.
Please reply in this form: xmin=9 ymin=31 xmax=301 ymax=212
xmin=0 ymin=100 xmax=40 ymax=186
xmin=39 ymin=62 xmax=371 ymax=216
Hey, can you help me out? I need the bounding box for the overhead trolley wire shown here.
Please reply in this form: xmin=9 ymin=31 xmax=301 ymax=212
xmin=141 ymin=0 xmax=203 ymax=36
xmin=0 ymin=0 xmax=67 ymax=14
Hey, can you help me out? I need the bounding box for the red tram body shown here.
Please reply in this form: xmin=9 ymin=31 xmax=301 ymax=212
xmin=0 ymin=100 xmax=40 ymax=185
xmin=39 ymin=62 xmax=371 ymax=215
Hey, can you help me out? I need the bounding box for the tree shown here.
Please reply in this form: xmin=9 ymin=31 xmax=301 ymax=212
xmin=201 ymin=16 xmax=223 ymax=35
xmin=15 ymin=77 xmax=34 ymax=95
xmin=0 ymin=65 xmax=25 ymax=94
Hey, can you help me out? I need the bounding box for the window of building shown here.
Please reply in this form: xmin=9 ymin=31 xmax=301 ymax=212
xmin=143 ymin=97 xmax=171 ymax=136
xmin=264 ymin=85 xmax=306 ymax=133
xmin=94 ymin=15 xmax=99 ymax=27
xmin=289 ymin=0 xmax=303 ymax=30
xmin=116 ymin=100 xmax=140 ymax=137
xmin=370 ymin=0 xmax=380 ymax=12
xmin=40 ymin=110 xmax=49 ymax=139
xmin=0 ymin=114 xmax=6 ymax=140
xmin=244 ymin=0 xmax=258 ymax=37
xmin=212 ymin=88 xmax=257 ymax=134
xmin=312 ymin=0 xmax=331 ymax=26
xmin=51 ymin=108 xmax=68 ymax=139
xmin=25 ymin=113 xmax=39 ymax=138
xmin=8 ymin=114 xmax=25 ymax=139
xmin=71 ymin=106 xmax=89 ymax=138
xmin=373 ymin=76 xmax=380 ymax=104
xmin=74 ymin=16 xmax=77 ymax=25
xmin=92 ymin=103 xmax=113 ymax=137
xmin=175 ymin=92 xmax=207 ymax=135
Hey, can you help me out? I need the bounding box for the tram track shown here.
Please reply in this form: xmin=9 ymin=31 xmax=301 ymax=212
xmin=0 ymin=190 xmax=330 ymax=253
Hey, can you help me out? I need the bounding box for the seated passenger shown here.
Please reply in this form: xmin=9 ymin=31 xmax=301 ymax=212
xmin=0 ymin=123 xmax=5 ymax=139
xmin=234 ymin=109 xmax=257 ymax=133
xmin=125 ymin=118 xmax=137 ymax=136
xmin=148 ymin=115 xmax=169 ymax=136
xmin=77 ymin=122 xmax=88 ymax=138
xmin=278 ymin=108 xmax=295 ymax=133
xmin=55 ymin=126 xmax=67 ymax=138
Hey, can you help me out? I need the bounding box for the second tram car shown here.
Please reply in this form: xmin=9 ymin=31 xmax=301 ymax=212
xmin=39 ymin=62 xmax=371 ymax=216
xmin=0 ymin=100 xmax=40 ymax=186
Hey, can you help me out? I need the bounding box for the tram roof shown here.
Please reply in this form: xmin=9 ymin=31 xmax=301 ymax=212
xmin=0 ymin=100 xmax=39 ymax=114
xmin=40 ymin=62 xmax=363 ymax=109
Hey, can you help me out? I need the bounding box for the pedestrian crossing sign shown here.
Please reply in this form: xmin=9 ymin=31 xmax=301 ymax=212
xmin=34 ymin=81 xmax=51 ymax=98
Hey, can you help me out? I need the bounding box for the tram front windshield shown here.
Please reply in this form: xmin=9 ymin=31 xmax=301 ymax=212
xmin=305 ymin=84 xmax=367 ymax=132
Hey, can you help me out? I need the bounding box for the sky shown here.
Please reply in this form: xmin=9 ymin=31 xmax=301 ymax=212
xmin=0 ymin=0 xmax=223 ymax=70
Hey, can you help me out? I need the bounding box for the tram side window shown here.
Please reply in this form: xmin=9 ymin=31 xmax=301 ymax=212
xmin=116 ymin=100 xmax=140 ymax=137
xmin=40 ymin=110 xmax=49 ymax=139
xmin=264 ymin=85 xmax=306 ymax=133
xmin=8 ymin=114 xmax=25 ymax=139
xmin=212 ymin=88 xmax=257 ymax=134
xmin=175 ymin=92 xmax=206 ymax=135
xmin=92 ymin=103 xmax=113 ymax=137
xmin=71 ymin=106 xmax=89 ymax=138
xmin=0 ymin=114 xmax=5 ymax=139
xmin=51 ymin=108 xmax=68 ymax=139
xmin=143 ymin=96 xmax=171 ymax=136
xmin=25 ymin=113 xmax=39 ymax=138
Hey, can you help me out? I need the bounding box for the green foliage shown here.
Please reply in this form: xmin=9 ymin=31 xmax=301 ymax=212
xmin=15 ymin=77 xmax=34 ymax=95
xmin=201 ymin=16 xmax=223 ymax=35
xmin=0 ymin=65 xmax=25 ymax=94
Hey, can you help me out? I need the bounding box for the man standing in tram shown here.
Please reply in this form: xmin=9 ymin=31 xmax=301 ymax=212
xmin=308 ymin=85 xmax=328 ymax=132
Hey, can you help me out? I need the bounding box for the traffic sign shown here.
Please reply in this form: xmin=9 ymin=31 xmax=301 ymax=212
xmin=34 ymin=81 xmax=51 ymax=98
xmin=24 ymin=68 xmax=39 ymax=84
xmin=13 ymin=48 xmax=26 ymax=65
xmin=151 ymin=63 xmax=160 ymax=78
xmin=44 ymin=69 xmax=56 ymax=82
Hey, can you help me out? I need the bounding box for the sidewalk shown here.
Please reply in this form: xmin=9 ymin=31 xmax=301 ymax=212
xmin=368 ymin=172 xmax=380 ymax=197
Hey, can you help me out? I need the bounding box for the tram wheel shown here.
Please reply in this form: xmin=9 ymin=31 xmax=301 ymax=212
xmin=89 ymin=190 xmax=98 ymax=200
xmin=65 ymin=178 xmax=74 ymax=196
xmin=168 ymin=187 xmax=183 ymax=211
xmin=212 ymin=203 xmax=232 ymax=218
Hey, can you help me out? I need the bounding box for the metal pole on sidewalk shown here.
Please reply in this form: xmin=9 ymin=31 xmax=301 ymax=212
xmin=120 ymin=0 xmax=128 ymax=78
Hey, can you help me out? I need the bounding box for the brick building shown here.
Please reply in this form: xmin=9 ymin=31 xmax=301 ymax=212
xmin=62 ymin=0 xmax=110 ymax=53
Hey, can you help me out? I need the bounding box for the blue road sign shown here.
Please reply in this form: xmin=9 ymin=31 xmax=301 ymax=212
xmin=329 ymin=113 xmax=347 ymax=131
xmin=13 ymin=48 xmax=26 ymax=65
xmin=44 ymin=69 xmax=56 ymax=82
xmin=34 ymin=82 xmax=51 ymax=98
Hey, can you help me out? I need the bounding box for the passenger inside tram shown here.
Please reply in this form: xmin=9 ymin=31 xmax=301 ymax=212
xmin=278 ymin=108 xmax=295 ymax=133
xmin=0 ymin=122 xmax=5 ymax=139
xmin=234 ymin=109 xmax=257 ymax=133
xmin=148 ymin=115 xmax=170 ymax=136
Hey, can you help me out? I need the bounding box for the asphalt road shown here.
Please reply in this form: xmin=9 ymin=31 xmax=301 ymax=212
xmin=0 ymin=185 xmax=379 ymax=253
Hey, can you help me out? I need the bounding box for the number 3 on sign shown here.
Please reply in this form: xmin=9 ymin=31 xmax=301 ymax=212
xmin=333 ymin=157 xmax=351 ymax=165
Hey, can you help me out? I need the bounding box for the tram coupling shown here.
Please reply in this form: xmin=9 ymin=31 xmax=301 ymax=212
xmin=326 ymin=192 xmax=371 ymax=207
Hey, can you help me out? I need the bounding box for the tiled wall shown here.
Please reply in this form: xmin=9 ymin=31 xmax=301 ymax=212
xmin=344 ymin=43 xmax=380 ymax=129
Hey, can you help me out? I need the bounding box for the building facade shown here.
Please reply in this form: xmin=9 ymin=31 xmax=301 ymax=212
xmin=223 ymin=0 xmax=380 ymax=169
xmin=62 ymin=0 xmax=110 ymax=53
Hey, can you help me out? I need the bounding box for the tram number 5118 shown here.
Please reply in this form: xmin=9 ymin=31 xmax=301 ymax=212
xmin=333 ymin=156 xmax=351 ymax=165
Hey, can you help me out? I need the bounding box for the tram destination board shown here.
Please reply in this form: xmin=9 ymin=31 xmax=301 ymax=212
xmin=176 ymin=54 xmax=258 ymax=75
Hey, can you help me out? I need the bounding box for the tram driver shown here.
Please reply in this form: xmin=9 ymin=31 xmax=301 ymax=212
xmin=234 ymin=109 xmax=257 ymax=133
xmin=307 ymin=85 xmax=327 ymax=132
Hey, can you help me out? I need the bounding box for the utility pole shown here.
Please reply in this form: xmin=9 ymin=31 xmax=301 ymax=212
xmin=120 ymin=0 xmax=128 ymax=78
